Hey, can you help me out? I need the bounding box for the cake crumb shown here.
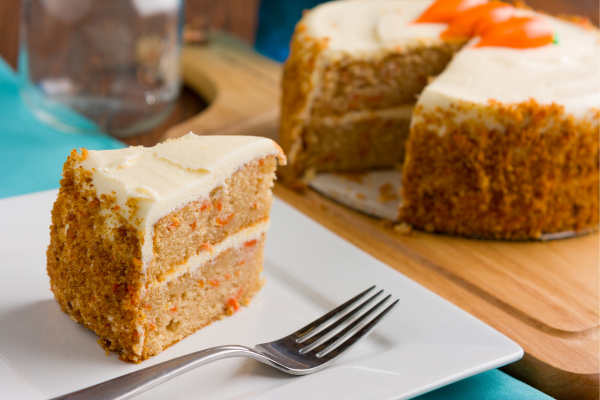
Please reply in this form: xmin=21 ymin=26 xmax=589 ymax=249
xmin=379 ymin=220 xmax=395 ymax=229
xmin=394 ymin=222 xmax=414 ymax=236
xmin=334 ymin=171 xmax=366 ymax=183
xmin=303 ymin=167 xmax=317 ymax=182
xmin=378 ymin=183 xmax=398 ymax=202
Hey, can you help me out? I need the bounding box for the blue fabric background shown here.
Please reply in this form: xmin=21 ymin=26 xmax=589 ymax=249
xmin=255 ymin=0 xmax=324 ymax=62
xmin=0 ymin=59 xmax=124 ymax=199
xmin=0 ymin=4 xmax=553 ymax=395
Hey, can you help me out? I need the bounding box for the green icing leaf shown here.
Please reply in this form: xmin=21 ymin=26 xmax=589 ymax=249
xmin=553 ymin=32 xmax=560 ymax=45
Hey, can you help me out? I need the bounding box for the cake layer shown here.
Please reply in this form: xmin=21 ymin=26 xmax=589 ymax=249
xmin=310 ymin=43 xmax=460 ymax=117
xmin=151 ymin=220 xmax=270 ymax=288
xmin=77 ymin=133 xmax=285 ymax=277
xmin=299 ymin=106 xmax=413 ymax=173
xmin=100 ymin=235 xmax=266 ymax=362
xmin=150 ymin=156 xmax=277 ymax=281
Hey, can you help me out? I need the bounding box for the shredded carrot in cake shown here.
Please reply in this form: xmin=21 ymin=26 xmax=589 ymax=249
xmin=199 ymin=242 xmax=213 ymax=252
xmin=216 ymin=213 xmax=235 ymax=226
xmin=200 ymin=201 xmax=211 ymax=212
xmin=226 ymin=298 xmax=240 ymax=316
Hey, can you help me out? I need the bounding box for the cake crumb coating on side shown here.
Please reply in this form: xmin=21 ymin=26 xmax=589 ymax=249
xmin=47 ymin=149 xmax=147 ymax=361
xmin=400 ymin=100 xmax=599 ymax=239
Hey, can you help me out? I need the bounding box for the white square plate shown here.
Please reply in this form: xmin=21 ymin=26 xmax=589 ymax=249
xmin=0 ymin=190 xmax=522 ymax=400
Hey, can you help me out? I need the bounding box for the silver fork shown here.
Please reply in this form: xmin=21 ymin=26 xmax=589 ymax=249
xmin=51 ymin=286 xmax=398 ymax=400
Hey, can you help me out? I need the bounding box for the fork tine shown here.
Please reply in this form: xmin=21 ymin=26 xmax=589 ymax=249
xmin=298 ymin=290 xmax=383 ymax=348
xmin=309 ymin=295 xmax=390 ymax=354
xmin=314 ymin=298 xmax=399 ymax=359
xmin=290 ymin=286 xmax=376 ymax=339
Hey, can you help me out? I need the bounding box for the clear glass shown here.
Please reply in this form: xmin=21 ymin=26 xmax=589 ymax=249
xmin=18 ymin=0 xmax=183 ymax=137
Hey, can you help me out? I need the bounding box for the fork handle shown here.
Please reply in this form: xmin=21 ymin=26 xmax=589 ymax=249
xmin=50 ymin=345 xmax=256 ymax=400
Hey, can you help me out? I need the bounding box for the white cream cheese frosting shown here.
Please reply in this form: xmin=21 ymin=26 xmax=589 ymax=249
xmin=78 ymin=132 xmax=285 ymax=271
xmin=417 ymin=9 xmax=600 ymax=122
xmin=303 ymin=0 xmax=444 ymax=57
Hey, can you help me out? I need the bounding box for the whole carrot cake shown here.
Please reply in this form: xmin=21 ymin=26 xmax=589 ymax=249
xmin=47 ymin=133 xmax=286 ymax=362
xmin=280 ymin=0 xmax=599 ymax=239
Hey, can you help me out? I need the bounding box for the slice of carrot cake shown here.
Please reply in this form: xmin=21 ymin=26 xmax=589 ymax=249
xmin=46 ymin=133 xmax=286 ymax=362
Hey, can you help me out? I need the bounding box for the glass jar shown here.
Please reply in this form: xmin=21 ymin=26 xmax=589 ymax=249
xmin=18 ymin=0 xmax=183 ymax=137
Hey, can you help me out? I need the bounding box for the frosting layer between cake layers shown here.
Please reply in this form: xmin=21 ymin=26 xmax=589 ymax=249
xmin=150 ymin=219 xmax=270 ymax=289
xmin=78 ymin=133 xmax=285 ymax=270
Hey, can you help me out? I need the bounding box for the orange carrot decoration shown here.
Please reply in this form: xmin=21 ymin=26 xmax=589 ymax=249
xmin=476 ymin=16 xmax=554 ymax=48
xmin=441 ymin=2 xmax=515 ymax=40
xmin=415 ymin=0 xmax=487 ymax=23
xmin=416 ymin=0 xmax=555 ymax=50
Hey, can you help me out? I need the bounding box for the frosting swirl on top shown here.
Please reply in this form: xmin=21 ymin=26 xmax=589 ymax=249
xmin=303 ymin=0 xmax=446 ymax=55
xmin=420 ymin=10 xmax=599 ymax=118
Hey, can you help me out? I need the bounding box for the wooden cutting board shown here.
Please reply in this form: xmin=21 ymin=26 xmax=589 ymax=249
xmin=163 ymin=32 xmax=599 ymax=400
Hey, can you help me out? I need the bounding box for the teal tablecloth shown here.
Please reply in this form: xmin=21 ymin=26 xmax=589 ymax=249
xmin=0 ymin=60 xmax=124 ymax=198
xmin=0 ymin=55 xmax=551 ymax=399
